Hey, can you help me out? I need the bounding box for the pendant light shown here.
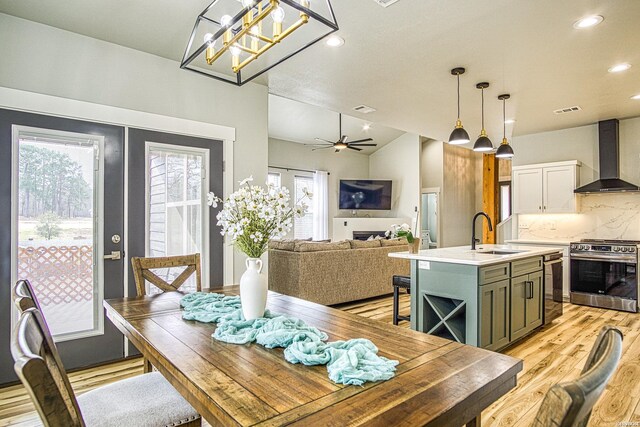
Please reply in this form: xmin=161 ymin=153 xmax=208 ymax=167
xmin=495 ymin=94 xmax=515 ymax=158
xmin=473 ymin=82 xmax=494 ymax=152
xmin=448 ymin=67 xmax=470 ymax=145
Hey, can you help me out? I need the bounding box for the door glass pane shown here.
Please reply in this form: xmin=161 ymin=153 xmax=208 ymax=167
xmin=16 ymin=130 xmax=102 ymax=339
xmin=147 ymin=146 xmax=206 ymax=294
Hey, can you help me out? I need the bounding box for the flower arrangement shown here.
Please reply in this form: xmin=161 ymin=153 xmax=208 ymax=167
xmin=207 ymin=176 xmax=311 ymax=258
xmin=386 ymin=223 xmax=416 ymax=243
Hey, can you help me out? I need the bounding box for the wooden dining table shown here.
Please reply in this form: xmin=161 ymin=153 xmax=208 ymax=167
xmin=104 ymin=286 xmax=522 ymax=427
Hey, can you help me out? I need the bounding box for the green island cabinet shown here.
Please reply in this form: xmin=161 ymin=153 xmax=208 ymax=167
xmin=409 ymin=255 xmax=544 ymax=351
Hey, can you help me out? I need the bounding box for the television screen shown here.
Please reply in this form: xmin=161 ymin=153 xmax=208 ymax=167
xmin=339 ymin=180 xmax=392 ymax=210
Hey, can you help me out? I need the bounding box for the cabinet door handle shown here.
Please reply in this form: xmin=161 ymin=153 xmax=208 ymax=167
xmin=527 ymin=281 xmax=535 ymax=299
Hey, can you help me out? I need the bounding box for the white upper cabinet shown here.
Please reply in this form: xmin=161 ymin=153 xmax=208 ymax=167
xmin=512 ymin=161 xmax=581 ymax=214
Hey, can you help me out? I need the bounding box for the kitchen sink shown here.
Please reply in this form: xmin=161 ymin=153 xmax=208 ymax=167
xmin=475 ymin=249 xmax=526 ymax=255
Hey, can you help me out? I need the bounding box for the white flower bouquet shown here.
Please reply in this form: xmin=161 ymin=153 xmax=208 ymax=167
xmin=207 ymin=176 xmax=311 ymax=258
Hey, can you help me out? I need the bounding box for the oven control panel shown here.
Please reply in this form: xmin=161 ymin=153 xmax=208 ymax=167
xmin=570 ymin=243 xmax=638 ymax=253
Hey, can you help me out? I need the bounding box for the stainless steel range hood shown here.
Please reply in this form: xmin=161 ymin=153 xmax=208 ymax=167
xmin=574 ymin=119 xmax=640 ymax=193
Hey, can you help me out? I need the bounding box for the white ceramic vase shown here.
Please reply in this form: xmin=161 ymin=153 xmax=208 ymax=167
xmin=239 ymin=257 xmax=268 ymax=320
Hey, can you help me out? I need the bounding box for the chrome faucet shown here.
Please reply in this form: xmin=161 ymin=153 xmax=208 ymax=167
xmin=471 ymin=212 xmax=493 ymax=250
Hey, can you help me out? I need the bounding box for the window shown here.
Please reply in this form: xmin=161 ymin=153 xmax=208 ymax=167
xmin=267 ymin=172 xmax=281 ymax=187
xmin=294 ymin=175 xmax=314 ymax=239
xmin=147 ymin=144 xmax=208 ymax=293
xmin=500 ymin=182 xmax=512 ymax=222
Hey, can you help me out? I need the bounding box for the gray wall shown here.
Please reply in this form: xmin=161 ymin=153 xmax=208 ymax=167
xmin=268 ymin=138 xmax=370 ymax=237
xmin=0 ymin=13 xmax=269 ymax=280
xmin=512 ymin=117 xmax=640 ymax=188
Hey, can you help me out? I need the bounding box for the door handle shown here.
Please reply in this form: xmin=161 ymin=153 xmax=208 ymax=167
xmin=104 ymin=250 xmax=122 ymax=261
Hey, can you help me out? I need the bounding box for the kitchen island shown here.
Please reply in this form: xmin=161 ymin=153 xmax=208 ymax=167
xmin=389 ymin=244 xmax=563 ymax=351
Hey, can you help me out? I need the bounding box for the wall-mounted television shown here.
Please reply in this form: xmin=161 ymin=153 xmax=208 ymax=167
xmin=339 ymin=180 xmax=392 ymax=210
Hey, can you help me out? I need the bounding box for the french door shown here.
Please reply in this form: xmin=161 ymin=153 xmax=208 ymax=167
xmin=0 ymin=109 xmax=125 ymax=384
xmin=127 ymin=129 xmax=223 ymax=307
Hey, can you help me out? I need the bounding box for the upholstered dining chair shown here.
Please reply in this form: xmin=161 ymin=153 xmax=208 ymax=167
xmin=532 ymin=326 xmax=623 ymax=427
xmin=11 ymin=307 xmax=201 ymax=427
xmin=131 ymin=253 xmax=202 ymax=297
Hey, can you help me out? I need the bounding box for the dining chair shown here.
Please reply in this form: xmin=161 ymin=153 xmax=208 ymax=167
xmin=12 ymin=279 xmax=40 ymax=312
xmin=532 ymin=326 xmax=623 ymax=427
xmin=131 ymin=253 xmax=202 ymax=297
xmin=131 ymin=253 xmax=202 ymax=372
xmin=11 ymin=307 xmax=201 ymax=427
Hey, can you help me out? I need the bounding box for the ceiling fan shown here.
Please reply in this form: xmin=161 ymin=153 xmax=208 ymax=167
xmin=308 ymin=113 xmax=377 ymax=152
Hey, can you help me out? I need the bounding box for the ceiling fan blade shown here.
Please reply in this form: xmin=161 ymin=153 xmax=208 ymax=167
xmin=347 ymin=146 xmax=363 ymax=151
xmin=315 ymin=137 xmax=336 ymax=144
xmin=348 ymin=138 xmax=374 ymax=144
xmin=340 ymin=135 xmax=349 ymax=143
xmin=349 ymin=143 xmax=377 ymax=147
xmin=335 ymin=149 xmax=340 ymax=153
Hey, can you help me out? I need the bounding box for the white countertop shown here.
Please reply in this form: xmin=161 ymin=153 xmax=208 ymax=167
xmin=388 ymin=244 xmax=564 ymax=266
xmin=506 ymin=239 xmax=572 ymax=246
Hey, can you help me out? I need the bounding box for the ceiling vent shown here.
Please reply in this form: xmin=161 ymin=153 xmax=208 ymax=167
xmin=353 ymin=104 xmax=377 ymax=114
xmin=553 ymin=106 xmax=582 ymax=115
xmin=373 ymin=0 xmax=400 ymax=7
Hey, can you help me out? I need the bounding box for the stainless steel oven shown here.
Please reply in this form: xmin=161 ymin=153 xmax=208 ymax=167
xmin=570 ymin=239 xmax=639 ymax=313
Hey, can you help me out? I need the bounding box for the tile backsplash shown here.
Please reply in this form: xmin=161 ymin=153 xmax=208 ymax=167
xmin=518 ymin=193 xmax=640 ymax=241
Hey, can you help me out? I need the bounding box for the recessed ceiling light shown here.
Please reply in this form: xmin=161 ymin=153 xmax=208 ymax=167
xmin=362 ymin=123 xmax=371 ymax=131
xmin=573 ymin=15 xmax=604 ymax=29
xmin=504 ymin=119 xmax=516 ymax=124
xmin=608 ymin=63 xmax=632 ymax=73
xmin=325 ymin=35 xmax=344 ymax=47
xmin=631 ymin=94 xmax=640 ymax=100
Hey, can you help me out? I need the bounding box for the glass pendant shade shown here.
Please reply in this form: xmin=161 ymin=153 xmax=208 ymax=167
xmin=449 ymin=123 xmax=470 ymax=145
xmin=495 ymin=138 xmax=515 ymax=158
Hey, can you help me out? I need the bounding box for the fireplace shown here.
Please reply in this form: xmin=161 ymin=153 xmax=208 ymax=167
xmin=352 ymin=231 xmax=386 ymax=241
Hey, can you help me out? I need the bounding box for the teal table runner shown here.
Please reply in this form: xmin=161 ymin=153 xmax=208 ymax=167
xmin=180 ymin=292 xmax=399 ymax=386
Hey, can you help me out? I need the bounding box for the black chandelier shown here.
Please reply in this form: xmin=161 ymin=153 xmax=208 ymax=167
xmin=180 ymin=0 xmax=338 ymax=86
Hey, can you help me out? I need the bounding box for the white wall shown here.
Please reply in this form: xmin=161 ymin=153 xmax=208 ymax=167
xmin=369 ymin=133 xmax=421 ymax=221
xmin=0 ymin=13 xmax=269 ymax=280
xmin=268 ymin=138 xmax=369 ymax=237
xmin=512 ymin=116 xmax=640 ymax=241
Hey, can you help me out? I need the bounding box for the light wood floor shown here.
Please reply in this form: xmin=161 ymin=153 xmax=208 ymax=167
xmin=1 ymin=294 xmax=638 ymax=426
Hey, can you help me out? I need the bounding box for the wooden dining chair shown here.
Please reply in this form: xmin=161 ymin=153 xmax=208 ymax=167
xmin=532 ymin=326 xmax=623 ymax=427
xmin=131 ymin=253 xmax=202 ymax=372
xmin=11 ymin=308 xmax=201 ymax=427
xmin=131 ymin=253 xmax=202 ymax=297
xmin=12 ymin=279 xmax=40 ymax=312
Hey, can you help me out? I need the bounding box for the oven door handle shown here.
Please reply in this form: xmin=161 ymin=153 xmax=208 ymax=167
xmin=570 ymin=255 xmax=637 ymax=263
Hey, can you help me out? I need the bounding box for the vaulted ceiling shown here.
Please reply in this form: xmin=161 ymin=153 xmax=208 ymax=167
xmin=2 ymin=0 xmax=639 ymax=143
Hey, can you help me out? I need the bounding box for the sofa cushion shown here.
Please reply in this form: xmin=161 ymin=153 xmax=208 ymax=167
xmin=349 ymin=239 xmax=382 ymax=249
xmin=294 ymin=241 xmax=350 ymax=252
xmin=381 ymin=237 xmax=408 ymax=247
xmin=270 ymin=238 xmax=312 ymax=251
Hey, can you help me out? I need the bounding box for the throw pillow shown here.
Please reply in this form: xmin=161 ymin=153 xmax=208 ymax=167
xmin=269 ymin=238 xmax=313 ymax=251
xmin=381 ymin=237 xmax=408 ymax=247
xmin=349 ymin=239 xmax=382 ymax=249
xmin=294 ymin=241 xmax=350 ymax=252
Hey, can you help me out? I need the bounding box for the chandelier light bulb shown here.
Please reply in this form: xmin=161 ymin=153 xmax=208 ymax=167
xmin=240 ymin=0 xmax=255 ymax=7
xmin=271 ymin=6 xmax=285 ymax=23
xmin=220 ymin=14 xmax=233 ymax=27
xmin=229 ymin=45 xmax=242 ymax=57
xmin=250 ymin=25 xmax=260 ymax=35
xmin=203 ymin=33 xmax=215 ymax=44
